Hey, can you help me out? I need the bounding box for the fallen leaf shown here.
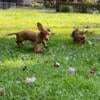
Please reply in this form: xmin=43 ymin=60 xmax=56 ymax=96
xmin=88 ymin=68 xmax=96 ymax=75
xmin=16 ymin=80 xmax=21 ymax=84
xmin=0 ymin=88 xmax=5 ymax=96
xmin=86 ymin=68 xmax=97 ymax=78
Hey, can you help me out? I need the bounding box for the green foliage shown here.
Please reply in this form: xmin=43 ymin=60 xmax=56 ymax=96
xmin=60 ymin=5 xmax=74 ymax=12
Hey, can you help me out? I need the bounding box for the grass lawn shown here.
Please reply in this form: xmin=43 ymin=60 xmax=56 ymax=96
xmin=0 ymin=9 xmax=100 ymax=100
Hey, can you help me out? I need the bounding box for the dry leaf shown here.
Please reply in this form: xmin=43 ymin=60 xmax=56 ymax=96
xmin=0 ymin=88 xmax=5 ymax=96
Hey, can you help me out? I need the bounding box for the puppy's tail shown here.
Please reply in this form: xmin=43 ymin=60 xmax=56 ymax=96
xmin=7 ymin=33 xmax=17 ymax=36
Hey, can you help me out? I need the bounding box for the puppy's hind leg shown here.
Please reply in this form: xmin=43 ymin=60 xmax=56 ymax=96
xmin=16 ymin=35 xmax=23 ymax=47
xmin=16 ymin=41 xmax=23 ymax=47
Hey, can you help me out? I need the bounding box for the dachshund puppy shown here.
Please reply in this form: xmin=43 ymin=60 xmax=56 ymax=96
xmin=8 ymin=22 xmax=52 ymax=51
xmin=71 ymin=29 xmax=85 ymax=44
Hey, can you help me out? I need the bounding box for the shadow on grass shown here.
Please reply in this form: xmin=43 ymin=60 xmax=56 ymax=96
xmin=0 ymin=37 xmax=34 ymax=58
xmin=0 ymin=34 xmax=100 ymax=100
xmin=0 ymin=34 xmax=69 ymax=56
xmin=0 ymin=33 xmax=100 ymax=63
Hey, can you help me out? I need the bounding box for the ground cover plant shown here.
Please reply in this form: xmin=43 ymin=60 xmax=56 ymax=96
xmin=0 ymin=9 xmax=100 ymax=100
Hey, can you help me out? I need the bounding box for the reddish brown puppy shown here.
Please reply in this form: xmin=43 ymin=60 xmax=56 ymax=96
xmin=8 ymin=22 xmax=52 ymax=51
xmin=71 ymin=29 xmax=85 ymax=44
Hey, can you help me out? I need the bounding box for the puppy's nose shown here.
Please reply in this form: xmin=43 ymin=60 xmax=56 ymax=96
xmin=46 ymin=38 xmax=49 ymax=41
xmin=46 ymin=37 xmax=49 ymax=41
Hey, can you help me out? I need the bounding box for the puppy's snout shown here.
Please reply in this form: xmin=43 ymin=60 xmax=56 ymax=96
xmin=45 ymin=35 xmax=49 ymax=41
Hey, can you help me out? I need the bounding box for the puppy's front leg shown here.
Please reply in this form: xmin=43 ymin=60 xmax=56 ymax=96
xmin=42 ymin=40 xmax=48 ymax=49
xmin=32 ymin=42 xmax=37 ymax=52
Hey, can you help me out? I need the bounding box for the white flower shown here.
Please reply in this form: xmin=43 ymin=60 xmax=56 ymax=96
xmin=65 ymin=57 xmax=69 ymax=61
xmin=54 ymin=62 xmax=60 ymax=67
xmin=25 ymin=76 xmax=36 ymax=84
xmin=87 ymin=41 xmax=93 ymax=45
xmin=67 ymin=67 xmax=76 ymax=74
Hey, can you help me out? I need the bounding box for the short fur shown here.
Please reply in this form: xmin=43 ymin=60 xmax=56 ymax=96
xmin=71 ymin=29 xmax=85 ymax=44
xmin=8 ymin=22 xmax=51 ymax=50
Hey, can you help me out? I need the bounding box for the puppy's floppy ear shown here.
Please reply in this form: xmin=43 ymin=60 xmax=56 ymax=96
xmin=37 ymin=22 xmax=44 ymax=31
xmin=71 ymin=28 xmax=79 ymax=37
xmin=71 ymin=31 xmax=75 ymax=37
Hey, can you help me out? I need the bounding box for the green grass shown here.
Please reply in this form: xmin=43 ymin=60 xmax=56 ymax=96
xmin=0 ymin=9 xmax=100 ymax=100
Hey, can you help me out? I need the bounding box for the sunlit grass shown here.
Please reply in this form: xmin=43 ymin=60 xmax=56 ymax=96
xmin=0 ymin=9 xmax=100 ymax=100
